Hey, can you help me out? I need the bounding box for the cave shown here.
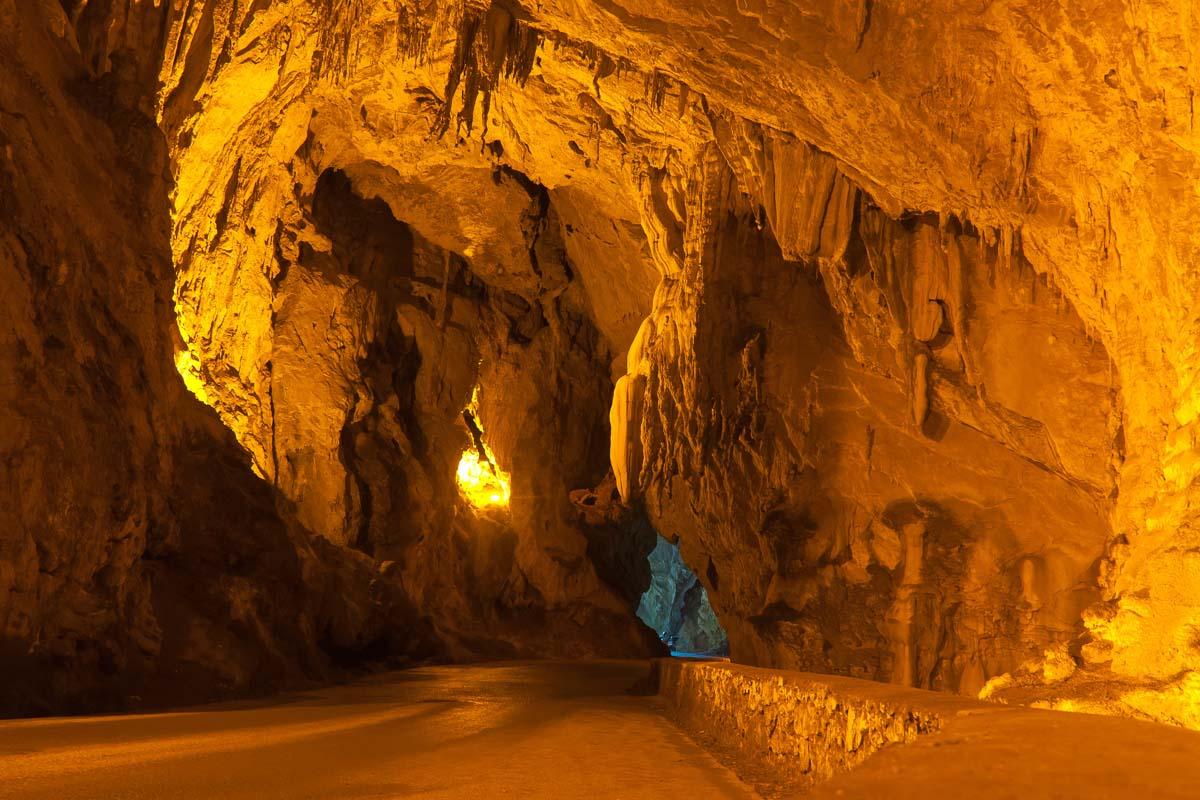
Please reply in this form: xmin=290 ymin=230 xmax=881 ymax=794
xmin=2 ymin=0 xmax=1200 ymax=796
xmin=637 ymin=534 xmax=729 ymax=656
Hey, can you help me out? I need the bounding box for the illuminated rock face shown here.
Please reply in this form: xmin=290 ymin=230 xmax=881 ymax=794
xmin=4 ymin=0 xmax=1200 ymax=725
xmin=172 ymin=154 xmax=660 ymax=662
xmin=0 ymin=0 xmax=659 ymax=712
xmin=0 ymin=0 xmax=452 ymax=713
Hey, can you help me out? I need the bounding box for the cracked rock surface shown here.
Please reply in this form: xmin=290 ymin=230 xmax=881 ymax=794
xmin=3 ymin=0 xmax=1200 ymax=728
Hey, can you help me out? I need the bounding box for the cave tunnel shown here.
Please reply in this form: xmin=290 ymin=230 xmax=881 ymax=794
xmin=1 ymin=0 xmax=1199 ymax=796
xmin=637 ymin=535 xmax=729 ymax=657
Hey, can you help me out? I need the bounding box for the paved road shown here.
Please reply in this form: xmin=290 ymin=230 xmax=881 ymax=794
xmin=0 ymin=660 xmax=755 ymax=799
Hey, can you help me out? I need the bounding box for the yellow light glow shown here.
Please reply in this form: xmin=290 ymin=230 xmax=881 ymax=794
xmin=173 ymin=348 xmax=210 ymax=404
xmin=456 ymin=386 xmax=510 ymax=509
xmin=456 ymin=445 xmax=511 ymax=508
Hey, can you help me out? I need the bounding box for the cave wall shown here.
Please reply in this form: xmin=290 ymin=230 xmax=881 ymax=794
xmin=112 ymin=0 xmax=1200 ymax=719
xmin=637 ymin=535 xmax=728 ymax=655
xmin=495 ymin=0 xmax=1200 ymax=724
xmin=172 ymin=103 xmax=659 ymax=659
xmin=618 ymin=143 xmax=1119 ymax=695
xmin=0 ymin=0 xmax=450 ymax=713
xmin=159 ymin=0 xmax=668 ymax=661
xmin=0 ymin=0 xmax=662 ymax=714
xmin=0 ymin=0 xmax=178 ymax=710
xmin=5 ymin=0 xmax=1200 ymax=728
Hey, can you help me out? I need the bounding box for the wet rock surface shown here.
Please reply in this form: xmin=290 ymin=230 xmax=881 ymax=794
xmin=2 ymin=0 xmax=1200 ymax=731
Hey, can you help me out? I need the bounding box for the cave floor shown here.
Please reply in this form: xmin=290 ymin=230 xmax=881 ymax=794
xmin=0 ymin=660 xmax=753 ymax=799
xmin=1 ymin=660 xmax=1198 ymax=799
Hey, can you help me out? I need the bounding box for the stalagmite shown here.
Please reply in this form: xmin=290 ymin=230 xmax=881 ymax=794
xmin=912 ymin=351 xmax=930 ymax=428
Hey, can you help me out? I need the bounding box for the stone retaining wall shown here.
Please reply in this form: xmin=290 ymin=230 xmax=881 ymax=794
xmin=653 ymin=659 xmax=957 ymax=789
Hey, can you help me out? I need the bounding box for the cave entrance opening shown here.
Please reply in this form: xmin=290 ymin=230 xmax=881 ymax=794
xmin=636 ymin=535 xmax=728 ymax=656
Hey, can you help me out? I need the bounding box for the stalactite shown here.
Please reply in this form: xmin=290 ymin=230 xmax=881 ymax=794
xmin=644 ymin=68 xmax=668 ymax=110
xmin=314 ymin=0 xmax=369 ymax=81
xmin=398 ymin=0 xmax=439 ymax=62
xmin=912 ymin=350 xmax=930 ymax=427
xmin=431 ymin=1 xmax=542 ymax=140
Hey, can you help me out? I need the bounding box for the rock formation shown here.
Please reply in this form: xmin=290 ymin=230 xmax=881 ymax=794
xmin=3 ymin=0 xmax=1200 ymax=729
xmin=637 ymin=535 xmax=728 ymax=655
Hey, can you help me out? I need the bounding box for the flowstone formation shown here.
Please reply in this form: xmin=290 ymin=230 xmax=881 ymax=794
xmin=0 ymin=0 xmax=661 ymax=714
xmin=158 ymin=0 xmax=1200 ymax=726
xmin=4 ymin=0 xmax=1200 ymax=729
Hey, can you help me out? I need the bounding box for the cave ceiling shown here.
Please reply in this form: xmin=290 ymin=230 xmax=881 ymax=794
xmin=3 ymin=0 xmax=1200 ymax=728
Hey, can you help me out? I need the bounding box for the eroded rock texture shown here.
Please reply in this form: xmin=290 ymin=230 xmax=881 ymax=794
xmin=637 ymin=535 xmax=727 ymax=655
xmin=0 ymin=0 xmax=657 ymax=713
xmin=4 ymin=0 xmax=1200 ymax=727
xmin=621 ymin=144 xmax=1120 ymax=697
xmin=0 ymin=0 xmax=444 ymax=713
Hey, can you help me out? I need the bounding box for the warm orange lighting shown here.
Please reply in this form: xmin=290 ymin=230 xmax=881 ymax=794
xmin=456 ymin=387 xmax=510 ymax=509
xmin=456 ymin=445 xmax=511 ymax=508
xmin=173 ymin=347 xmax=209 ymax=404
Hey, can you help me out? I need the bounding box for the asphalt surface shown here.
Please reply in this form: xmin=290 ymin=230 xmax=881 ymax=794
xmin=0 ymin=660 xmax=755 ymax=799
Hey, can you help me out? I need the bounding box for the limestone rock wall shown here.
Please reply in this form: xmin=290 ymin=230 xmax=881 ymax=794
xmin=0 ymin=0 xmax=447 ymax=713
xmin=506 ymin=0 xmax=1200 ymax=719
xmin=162 ymin=7 xmax=662 ymax=657
xmin=0 ymin=0 xmax=178 ymax=711
xmin=0 ymin=0 xmax=665 ymax=715
xmin=5 ymin=0 xmax=1200 ymax=726
xmin=84 ymin=0 xmax=1197 ymax=717
xmin=620 ymin=145 xmax=1118 ymax=695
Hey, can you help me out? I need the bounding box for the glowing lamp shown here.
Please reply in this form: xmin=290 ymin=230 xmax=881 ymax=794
xmin=456 ymin=445 xmax=510 ymax=508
